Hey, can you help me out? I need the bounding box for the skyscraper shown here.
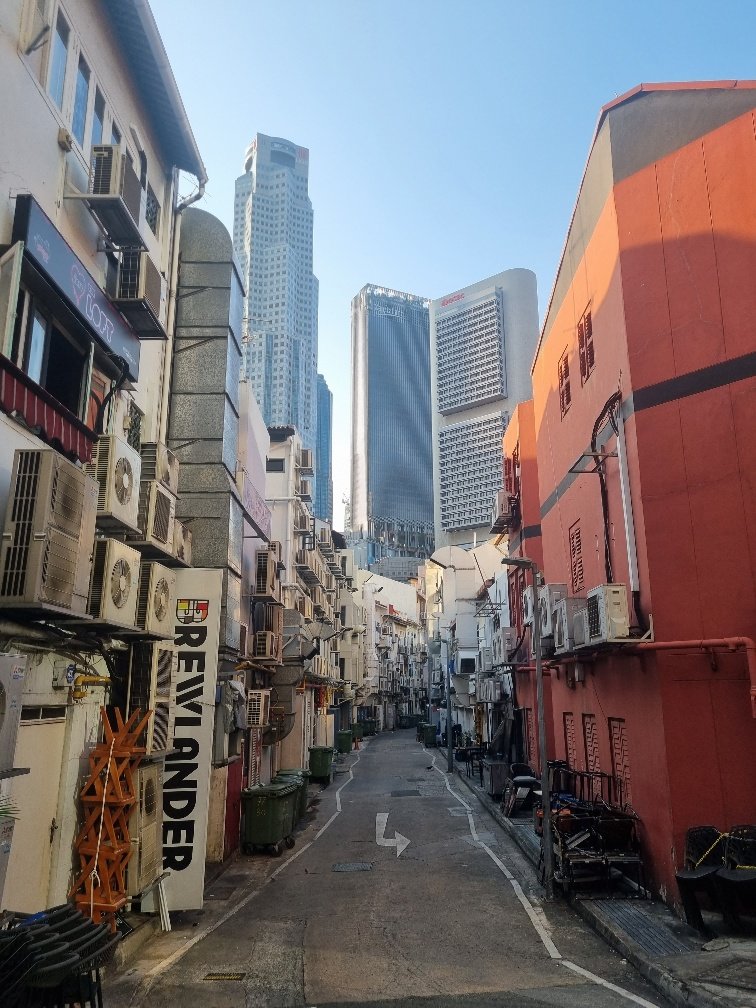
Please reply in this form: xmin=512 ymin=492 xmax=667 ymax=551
xmin=429 ymin=269 xmax=539 ymax=549
xmin=234 ymin=134 xmax=318 ymax=451
xmin=314 ymin=373 xmax=333 ymax=523
xmin=350 ymin=285 xmax=434 ymax=567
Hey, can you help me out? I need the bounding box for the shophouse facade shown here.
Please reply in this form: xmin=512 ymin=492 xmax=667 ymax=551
xmin=504 ymin=81 xmax=756 ymax=906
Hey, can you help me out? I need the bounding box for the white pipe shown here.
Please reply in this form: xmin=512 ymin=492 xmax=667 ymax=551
xmin=615 ymin=407 xmax=640 ymax=594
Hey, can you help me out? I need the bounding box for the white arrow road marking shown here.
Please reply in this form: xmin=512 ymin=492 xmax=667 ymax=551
xmin=375 ymin=812 xmax=410 ymax=857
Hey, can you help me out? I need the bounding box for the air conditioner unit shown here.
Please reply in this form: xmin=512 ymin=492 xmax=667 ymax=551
xmin=294 ymin=508 xmax=310 ymax=532
xmin=113 ymin=250 xmax=164 ymax=328
xmin=298 ymin=478 xmax=312 ymax=500
xmin=481 ymin=647 xmax=493 ymax=673
xmin=252 ymin=631 xmax=278 ymax=661
xmin=299 ymin=448 xmax=313 ymax=472
xmin=522 ymin=585 xmax=535 ymax=626
xmin=139 ymin=443 xmax=179 ymax=496
xmin=553 ymin=597 xmax=587 ymax=654
xmin=0 ymin=449 xmax=98 ymax=615
xmin=136 ymin=561 xmax=175 ymax=637
xmin=239 ymin=621 xmax=250 ymax=657
xmin=172 ymin=518 xmax=192 ymax=566
xmin=538 ymin=584 xmax=568 ymax=638
xmin=132 ymin=481 xmax=175 ymax=555
xmin=582 ymin=584 xmax=630 ymax=645
xmin=490 ymin=491 xmax=518 ymax=533
xmin=88 ymin=538 xmax=141 ymax=626
xmin=84 ymin=435 xmax=141 ymax=532
xmin=295 ymin=594 xmax=313 ymax=622
xmin=0 ymin=655 xmax=27 ymax=773
xmin=254 ymin=550 xmax=280 ymax=603
xmin=128 ymin=642 xmax=177 ymax=754
xmin=246 ymin=689 xmax=271 ymax=728
xmin=90 ymin=144 xmax=141 ymax=218
xmin=127 ymin=763 xmax=162 ymax=897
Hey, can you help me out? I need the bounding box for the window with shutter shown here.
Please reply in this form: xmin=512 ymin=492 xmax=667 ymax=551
xmin=583 ymin=713 xmax=600 ymax=772
xmin=558 ymin=350 xmax=571 ymax=416
xmin=578 ymin=308 xmax=595 ymax=383
xmin=563 ymin=712 xmax=577 ymax=768
xmin=569 ymin=521 xmax=584 ymax=593
xmin=608 ymin=717 xmax=632 ymax=805
xmin=504 ymin=456 xmax=515 ymax=495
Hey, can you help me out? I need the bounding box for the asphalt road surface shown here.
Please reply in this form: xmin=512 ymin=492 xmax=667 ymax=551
xmin=107 ymin=730 xmax=670 ymax=1007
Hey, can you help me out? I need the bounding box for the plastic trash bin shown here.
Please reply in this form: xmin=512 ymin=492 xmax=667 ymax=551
xmin=423 ymin=723 xmax=437 ymax=747
xmin=365 ymin=718 xmax=377 ymax=736
xmin=275 ymin=769 xmax=311 ymax=821
xmin=337 ymin=729 xmax=353 ymax=754
xmin=309 ymin=746 xmax=334 ymax=782
xmin=351 ymin=722 xmax=364 ymax=741
xmin=416 ymin=721 xmax=428 ymax=742
xmin=241 ymin=782 xmax=299 ymax=856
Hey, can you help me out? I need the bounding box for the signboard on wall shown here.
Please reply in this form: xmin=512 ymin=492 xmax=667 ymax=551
xmin=161 ymin=568 xmax=223 ymax=910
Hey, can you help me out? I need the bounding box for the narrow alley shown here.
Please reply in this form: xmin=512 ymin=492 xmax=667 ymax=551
xmin=106 ymin=731 xmax=667 ymax=1008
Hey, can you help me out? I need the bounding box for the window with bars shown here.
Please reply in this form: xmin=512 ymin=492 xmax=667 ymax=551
xmin=558 ymin=349 xmax=571 ymax=416
xmin=583 ymin=713 xmax=600 ymax=773
xmin=569 ymin=520 xmax=584 ymax=593
xmin=563 ymin=712 xmax=577 ymax=768
xmin=145 ymin=184 xmax=161 ymax=236
xmin=578 ymin=308 xmax=595 ymax=383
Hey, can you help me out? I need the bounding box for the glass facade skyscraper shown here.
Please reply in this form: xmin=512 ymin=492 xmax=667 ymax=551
xmin=233 ymin=134 xmax=318 ymax=452
xmin=314 ymin=373 xmax=333 ymax=523
xmin=350 ymin=285 xmax=434 ymax=566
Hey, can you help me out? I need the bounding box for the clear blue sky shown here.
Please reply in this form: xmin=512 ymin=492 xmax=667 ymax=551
xmin=149 ymin=0 xmax=756 ymax=530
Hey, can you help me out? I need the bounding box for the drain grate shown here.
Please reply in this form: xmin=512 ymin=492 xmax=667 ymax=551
xmin=591 ymin=900 xmax=693 ymax=956
xmin=390 ymin=789 xmax=420 ymax=797
xmin=203 ymin=972 xmax=246 ymax=981
xmin=332 ymin=862 xmax=373 ymax=872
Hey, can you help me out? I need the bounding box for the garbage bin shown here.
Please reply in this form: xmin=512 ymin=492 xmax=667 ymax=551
xmin=351 ymin=722 xmax=364 ymax=741
xmin=241 ymin=781 xmax=299 ymax=856
xmin=275 ymin=769 xmax=311 ymax=823
xmin=337 ymin=729 xmax=353 ymax=754
xmin=423 ymin=723 xmax=437 ymax=747
xmin=309 ymin=745 xmax=334 ymax=782
xmin=416 ymin=721 xmax=428 ymax=742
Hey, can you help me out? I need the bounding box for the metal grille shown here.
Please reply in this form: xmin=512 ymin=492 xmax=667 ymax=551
xmin=609 ymin=717 xmax=632 ymax=804
xmin=1 ymin=451 xmax=39 ymax=595
xmin=118 ymin=249 xmax=141 ymax=300
xmin=569 ymin=521 xmax=583 ymax=593
xmin=583 ymin=713 xmax=600 ymax=773
xmin=151 ymin=701 xmax=170 ymax=752
xmin=90 ymin=145 xmax=115 ymax=194
xmin=563 ymin=712 xmax=577 ymax=768
xmin=151 ymin=485 xmax=172 ymax=544
xmin=155 ymin=647 xmax=173 ymax=700
xmin=587 ymin=593 xmax=601 ymax=639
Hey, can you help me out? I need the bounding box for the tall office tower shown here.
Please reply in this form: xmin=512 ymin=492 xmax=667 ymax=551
xmin=314 ymin=373 xmax=333 ymax=523
xmin=350 ymin=285 xmax=435 ymax=570
xmin=429 ymin=269 xmax=539 ymax=549
xmin=234 ymin=134 xmax=318 ymax=452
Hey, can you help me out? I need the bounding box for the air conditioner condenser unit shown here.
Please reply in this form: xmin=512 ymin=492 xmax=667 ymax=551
xmin=88 ymin=538 xmax=141 ymax=626
xmin=84 ymin=435 xmax=141 ymax=532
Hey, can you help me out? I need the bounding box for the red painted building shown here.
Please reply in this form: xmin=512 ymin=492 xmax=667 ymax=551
xmin=509 ymin=82 xmax=756 ymax=905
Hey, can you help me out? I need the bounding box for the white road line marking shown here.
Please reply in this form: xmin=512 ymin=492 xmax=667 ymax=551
xmin=424 ymin=747 xmax=661 ymax=1006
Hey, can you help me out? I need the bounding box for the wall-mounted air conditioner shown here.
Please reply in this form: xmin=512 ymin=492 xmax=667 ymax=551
xmin=127 ymin=642 xmax=177 ymax=755
xmin=522 ymin=585 xmax=535 ymax=626
xmin=135 ymin=561 xmax=175 ymax=637
xmin=172 ymin=519 xmax=192 ymax=566
xmin=553 ymin=597 xmax=587 ymax=654
xmin=580 ymin=584 xmax=630 ymax=645
xmin=295 ymin=593 xmax=314 ymax=622
xmin=112 ymin=250 xmax=166 ymax=338
xmin=87 ymin=144 xmax=142 ymax=245
xmin=299 ymin=448 xmax=314 ymax=473
xmin=127 ymin=763 xmax=162 ymax=896
xmin=246 ymin=689 xmax=271 ymax=728
xmin=0 ymin=655 xmax=27 ymax=773
xmin=0 ymin=450 xmax=98 ymax=615
xmin=139 ymin=443 xmax=179 ymax=496
xmin=254 ymin=549 xmax=280 ymax=603
xmin=538 ymin=583 xmax=568 ymax=639
xmin=480 ymin=647 xmax=493 ymax=673
xmin=131 ymin=481 xmax=175 ymax=556
xmin=84 ymin=435 xmax=141 ymax=532
xmin=88 ymin=538 xmax=141 ymax=626
xmin=252 ymin=631 xmax=278 ymax=661
xmin=490 ymin=490 xmax=518 ymax=533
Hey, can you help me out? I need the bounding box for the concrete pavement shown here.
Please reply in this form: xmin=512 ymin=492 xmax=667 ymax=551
xmin=105 ymin=730 xmax=670 ymax=1007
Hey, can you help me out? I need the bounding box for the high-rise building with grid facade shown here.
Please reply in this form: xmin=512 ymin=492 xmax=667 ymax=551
xmin=429 ymin=269 xmax=539 ymax=549
xmin=315 ymin=373 xmax=333 ymax=523
xmin=350 ymin=285 xmax=434 ymax=568
xmin=234 ymin=134 xmax=318 ymax=452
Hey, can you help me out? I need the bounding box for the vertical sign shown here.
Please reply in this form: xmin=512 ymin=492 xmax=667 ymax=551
xmin=161 ymin=568 xmax=223 ymax=910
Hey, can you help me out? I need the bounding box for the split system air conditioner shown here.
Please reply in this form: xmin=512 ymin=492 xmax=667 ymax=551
xmin=88 ymin=538 xmax=141 ymax=626
xmin=135 ymin=561 xmax=175 ymax=637
xmin=130 ymin=481 xmax=175 ymax=557
xmin=127 ymin=642 xmax=178 ymax=755
xmin=254 ymin=549 xmax=280 ymax=603
xmin=90 ymin=145 xmax=142 ymax=223
xmin=0 ymin=449 xmax=98 ymax=615
xmin=127 ymin=763 xmax=163 ymax=897
xmin=172 ymin=519 xmax=192 ymax=566
xmin=113 ymin=250 xmax=164 ymax=326
xmin=246 ymin=689 xmax=271 ymax=728
xmin=84 ymin=435 xmax=141 ymax=532
xmin=490 ymin=490 xmax=518 ymax=532
xmin=0 ymin=655 xmax=27 ymax=773
xmin=574 ymin=584 xmax=630 ymax=647
xmin=252 ymin=631 xmax=278 ymax=661
xmin=139 ymin=443 xmax=179 ymax=496
xmin=522 ymin=585 xmax=535 ymax=626
xmin=480 ymin=647 xmax=493 ymax=673
xmin=553 ymin=597 xmax=588 ymax=654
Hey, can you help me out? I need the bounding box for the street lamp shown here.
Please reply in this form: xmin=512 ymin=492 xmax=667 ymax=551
xmin=501 ymin=556 xmax=554 ymax=899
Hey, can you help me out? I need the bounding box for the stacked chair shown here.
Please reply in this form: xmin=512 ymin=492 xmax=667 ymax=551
xmin=676 ymin=824 xmax=756 ymax=934
xmin=0 ymin=903 xmax=119 ymax=1007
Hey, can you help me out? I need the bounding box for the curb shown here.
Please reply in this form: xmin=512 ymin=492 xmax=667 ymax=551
xmin=452 ymin=769 xmax=734 ymax=1008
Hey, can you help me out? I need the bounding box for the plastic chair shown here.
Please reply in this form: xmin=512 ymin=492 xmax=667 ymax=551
xmin=714 ymin=825 xmax=756 ymax=930
xmin=675 ymin=825 xmax=726 ymax=935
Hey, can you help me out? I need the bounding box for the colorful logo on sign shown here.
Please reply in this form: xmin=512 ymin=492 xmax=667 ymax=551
xmin=176 ymin=599 xmax=209 ymax=624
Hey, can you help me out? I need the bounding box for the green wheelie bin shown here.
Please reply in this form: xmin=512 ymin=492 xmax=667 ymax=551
xmin=416 ymin=721 xmax=428 ymax=742
xmin=309 ymin=745 xmax=334 ymax=783
xmin=423 ymin=723 xmax=438 ymax=747
xmin=364 ymin=718 xmax=376 ymax=736
xmin=351 ymin=722 xmax=364 ymax=741
xmin=276 ymin=769 xmax=311 ymax=822
xmin=336 ymin=729 xmax=353 ymax=754
xmin=241 ymin=781 xmax=299 ymax=856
